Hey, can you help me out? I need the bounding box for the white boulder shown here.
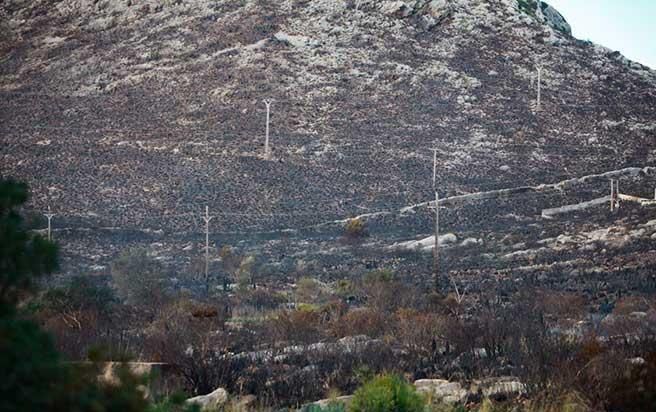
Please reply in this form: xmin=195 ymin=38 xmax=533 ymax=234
xmin=414 ymin=379 xmax=468 ymax=404
xmin=186 ymin=388 xmax=229 ymax=411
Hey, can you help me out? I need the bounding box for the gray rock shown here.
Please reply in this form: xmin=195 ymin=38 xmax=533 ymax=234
xmin=186 ymin=387 xmax=229 ymax=411
xmin=460 ymin=237 xmax=481 ymax=247
xmin=416 ymin=377 xmax=525 ymax=404
xmin=540 ymin=3 xmax=571 ymax=35
xmin=309 ymin=395 xmax=353 ymax=409
xmin=440 ymin=233 xmax=458 ymax=245
xmin=414 ymin=379 xmax=468 ymax=404
xmin=379 ymin=1 xmax=414 ymax=17
xmin=469 ymin=376 xmax=525 ymax=401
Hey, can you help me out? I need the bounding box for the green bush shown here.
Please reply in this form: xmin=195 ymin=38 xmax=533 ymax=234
xmin=304 ymin=402 xmax=347 ymax=412
xmin=148 ymin=393 xmax=200 ymax=412
xmin=350 ymin=374 xmax=426 ymax=412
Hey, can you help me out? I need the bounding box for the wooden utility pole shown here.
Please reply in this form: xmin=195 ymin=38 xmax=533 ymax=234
xmin=202 ymin=206 xmax=214 ymax=290
xmin=431 ymin=148 xmax=440 ymax=290
xmin=434 ymin=190 xmax=440 ymax=289
xmin=610 ymin=180 xmax=614 ymax=212
xmin=610 ymin=179 xmax=619 ymax=212
xmin=263 ymin=99 xmax=272 ymax=160
xmin=432 ymin=148 xmax=438 ymax=189
xmin=536 ymin=64 xmax=542 ymax=111
xmin=44 ymin=205 xmax=55 ymax=241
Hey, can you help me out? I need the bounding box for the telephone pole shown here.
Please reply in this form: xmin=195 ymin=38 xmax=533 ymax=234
xmin=433 ymin=190 xmax=440 ymax=290
xmin=431 ymin=149 xmax=440 ymax=291
xmin=536 ymin=64 xmax=542 ymax=111
xmin=44 ymin=205 xmax=55 ymax=241
xmin=610 ymin=179 xmax=619 ymax=212
xmin=202 ymin=206 xmax=214 ymax=290
xmin=431 ymin=148 xmax=438 ymax=189
xmin=263 ymin=99 xmax=272 ymax=160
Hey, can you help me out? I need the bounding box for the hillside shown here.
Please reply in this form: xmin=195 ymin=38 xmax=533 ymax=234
xmin=1 ymin=0 xmax=656 ymax=285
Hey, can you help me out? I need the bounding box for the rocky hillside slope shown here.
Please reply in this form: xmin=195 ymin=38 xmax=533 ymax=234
xmin=1 ymin=0 xmax=656 ymax=280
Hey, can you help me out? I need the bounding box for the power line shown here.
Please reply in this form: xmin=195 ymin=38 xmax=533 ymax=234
xmin=0 ymin=124 xmax=635 ymax=151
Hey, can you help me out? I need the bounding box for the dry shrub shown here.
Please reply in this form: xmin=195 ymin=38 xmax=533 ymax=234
xmin=296 ymin=277 xmax=325 ymax=304
xmin=613 ymin=295 xmax=653 ymax=315
xmin=361 ymin=270 xmax=415 ymax=313
xmin=394 ymin=309 xmax=444 ymax=358
xmin=143 ymin=298 xmax=234 ymax=394
xmin=537 ymin=290 xmax=586 ymax=318
xmin=604 ymin=350 xmax=656 ymax=411
xmin=236 ymin=287 xmax=287 ymax=312
xmin=527 ymin=391 xmax=591 ymax=412
xmin=268 ymin=308 xmax=325 ymax=344
xmin=329 ymin=307 xmax=388 ymax=339
xmin=344 ymin=218 xmax=367 ymax=241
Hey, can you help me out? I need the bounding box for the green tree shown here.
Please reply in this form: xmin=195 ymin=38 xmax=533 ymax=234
xmin=0 ymin=179 xmax=58 ymax=314
xmin=0 ymin=179 xmax=157 ymax=412
xmin=218 ymin=245 xmax=241 ymax=291
xmin=111 ymin=248 xmax=167 ymax=307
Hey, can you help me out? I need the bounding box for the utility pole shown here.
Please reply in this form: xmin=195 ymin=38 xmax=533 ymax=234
xmin=263 ymin=99 xmax=273 ymax=160
xmin=431 ymin=148 xmax=438 ymax=189
xmin=433 ymin=190 xmax=440 ymax=291
xmin=430 ymin=148 xmax=440 ymax=290
xmin=44 ymin=205 xmax=55 ymax=241
xmin=536 ymin=64 xmax=542 ymax=111
xmin=610 ymin=179 xmax=619 ymax=212
xmin=202 ymin=206 xmax=214 ymax=290
xmin=610 ymin=180 xmax=614 ymax=212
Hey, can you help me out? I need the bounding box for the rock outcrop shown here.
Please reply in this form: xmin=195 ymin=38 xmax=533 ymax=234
xmin=186 ymin=387 xmax=229 ymax=411
xmin=414 ymin=377 xmax=525 ymax=403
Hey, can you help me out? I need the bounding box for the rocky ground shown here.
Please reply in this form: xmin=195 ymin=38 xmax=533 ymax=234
xmin=1 ymin=0 xmax=656 ymax=296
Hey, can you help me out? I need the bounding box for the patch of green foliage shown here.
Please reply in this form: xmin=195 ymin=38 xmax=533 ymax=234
xmin=350 ymin=374 xmax=426 ymax=412
xmin=303 ymin=402 xmax=347 ymax=412
xmin=148 ymin=393 xmax=200 ymax=412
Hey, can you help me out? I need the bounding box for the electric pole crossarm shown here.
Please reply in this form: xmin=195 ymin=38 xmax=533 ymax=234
xmin=44 ymin=205 xmax=55 ymax=241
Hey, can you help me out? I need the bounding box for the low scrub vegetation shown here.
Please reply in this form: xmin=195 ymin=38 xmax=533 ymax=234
xmin=350 ymin=374 xmax=425 ymax=412
xmin=4 ymin=179 xmax=656 ymax=411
